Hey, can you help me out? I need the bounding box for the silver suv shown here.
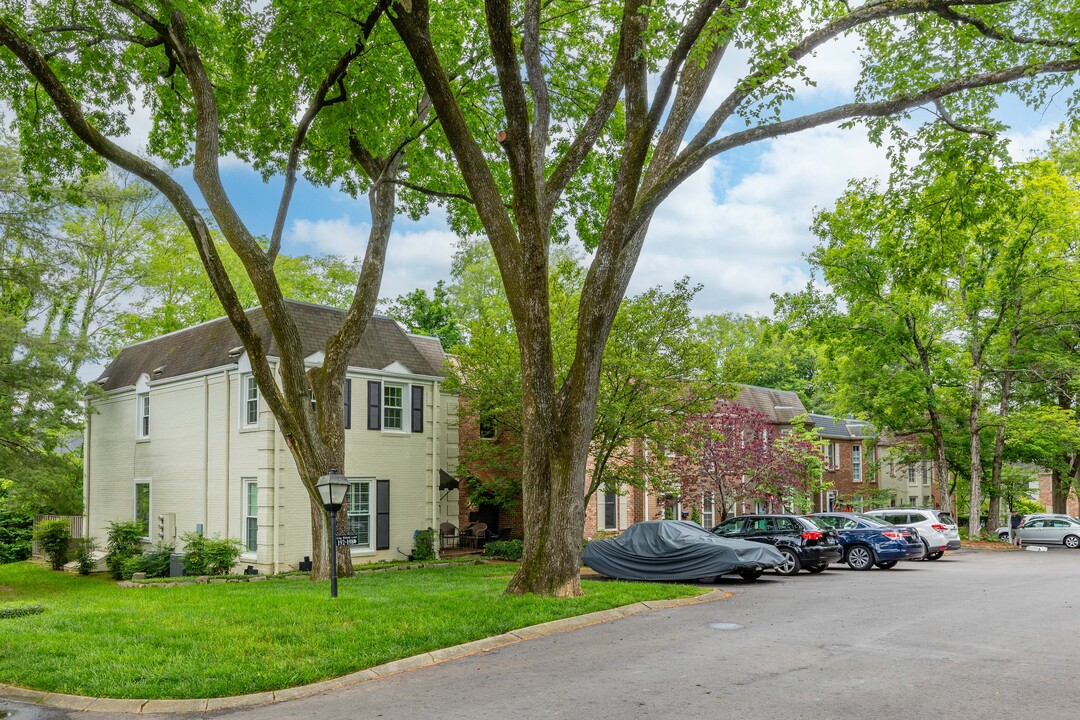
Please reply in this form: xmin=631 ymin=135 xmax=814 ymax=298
xmin=865 ymin=508 xmax=961 ymax=560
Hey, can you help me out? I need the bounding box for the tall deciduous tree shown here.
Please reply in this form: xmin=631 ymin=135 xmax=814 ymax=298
xmin=3 ymin=1 xmax=1079 ymax=593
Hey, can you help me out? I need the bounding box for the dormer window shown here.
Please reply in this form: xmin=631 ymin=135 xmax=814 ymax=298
xmin=135 ymin=374 xmax=151 ymax=440
xmin=242 ymin=374 xmax=259 ymax=428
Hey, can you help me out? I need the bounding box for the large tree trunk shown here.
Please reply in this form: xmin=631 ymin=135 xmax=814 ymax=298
xmin=967 ymin=378 xmax=984 ymax=536
xmin=989 ymin=328 xmax=1019 ymax=524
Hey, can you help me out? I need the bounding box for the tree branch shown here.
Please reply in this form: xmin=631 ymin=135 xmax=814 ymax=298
xmin=634 ymin=57 xmax=1080 ymax=235
xmin=268 ymin=0 xmax=391 ymax=263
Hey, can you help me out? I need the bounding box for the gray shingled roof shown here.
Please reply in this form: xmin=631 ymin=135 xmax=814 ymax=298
xmin=808 ymin=413 xmax=876 ymax=439
xmin=731 ymin=385 xmax=807 ymax=424
xmin=96 ymin=301 xmax=444 ymax=391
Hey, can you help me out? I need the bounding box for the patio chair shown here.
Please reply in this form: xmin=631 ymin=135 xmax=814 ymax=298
xmin=439 ymin=522 xmax=459 ymax=550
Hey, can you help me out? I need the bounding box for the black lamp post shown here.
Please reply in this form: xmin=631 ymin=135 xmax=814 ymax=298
xmin=316 ymin=469 xmax=350 ymax=598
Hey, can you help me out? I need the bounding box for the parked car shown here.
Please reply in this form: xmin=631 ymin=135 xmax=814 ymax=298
xmin=582 ymin=520 xmax=786 ymax=582
xmin=994 ymin=516 xmax=1080 ymax=548
xmin=710 ymin=514 xmax=843 ymax=575
xmin=995 ymin=513 xmax=1079 ymax=540
xmin=808 ymin=513 xmax=925 ymax=570
xmin=865 ymin=508 xmax=960 ymax=560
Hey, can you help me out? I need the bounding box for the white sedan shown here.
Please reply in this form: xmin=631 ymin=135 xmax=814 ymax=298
xmin=996 ymin=516 xmax=1080 ymax=548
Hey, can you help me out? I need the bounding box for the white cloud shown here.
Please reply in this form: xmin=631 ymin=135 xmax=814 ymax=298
xmin=286 ymin=215 xmax=458 ymax=300
xmin=632 ymin=126 xmax=892 ymax=316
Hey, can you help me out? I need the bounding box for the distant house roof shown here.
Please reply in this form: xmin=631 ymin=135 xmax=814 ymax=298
xmin=808 ymin=413 xmax=876 ymax=440
xmin=731 ymin=385 xmax=807 ymax=424
xmin=95 ymin=300 xmax=445 ymax=391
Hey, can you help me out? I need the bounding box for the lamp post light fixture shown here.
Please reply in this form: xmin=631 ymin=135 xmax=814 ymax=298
xmin=316 ymin=468 xmax=350 ymax=598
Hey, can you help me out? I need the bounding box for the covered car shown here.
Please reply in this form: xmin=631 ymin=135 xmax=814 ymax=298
xmin=583 ymin=520 xmax=786 ymax=582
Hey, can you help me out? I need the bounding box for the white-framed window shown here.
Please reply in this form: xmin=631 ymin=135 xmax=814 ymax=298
xmin=826 ymin=489 xmax=837 ymax=512
xmin=922 ymin=463 xmax=931 ymax=485
xmin=908 ymin=467 xmax=918 ymax=485
xmin=852 ymin=445 xmax=862 ymax=482
xmin=826 ymin=442 xmax=840 ymax=469
xmin=243 ymin=479 xmax=258 ymax=553
xmin=136 ymin=392 xmax=150 ymax=439
xmin=908 ymin=496 xmax=918 ymax=506
xmin=702 ymin=493 xmax=715 ymax=529
xmin=383 ymin=384 xmax=405 ymax=431
xmin=242 ymin=375 xmax=259 ymax=428
xmin=346 ymin=479 xmax=373 ymax=549
xmin=134 ymin=479 xmax=151 ymax=539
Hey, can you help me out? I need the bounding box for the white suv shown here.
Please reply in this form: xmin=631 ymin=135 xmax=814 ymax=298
xmin=865 ymin=508 xmax=961 ymax=561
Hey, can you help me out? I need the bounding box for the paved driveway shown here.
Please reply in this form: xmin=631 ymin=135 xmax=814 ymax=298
xmin=5 ymin=548 xmax=1079 ymax=720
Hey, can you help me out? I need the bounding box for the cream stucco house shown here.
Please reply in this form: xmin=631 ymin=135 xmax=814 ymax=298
xmin=83 ymin=300 xmax=459 ymax=574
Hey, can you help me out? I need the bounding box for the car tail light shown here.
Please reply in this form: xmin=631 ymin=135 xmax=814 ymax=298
xmin=882 ymin=531 xmax=903 ymax=540
xmin=931 ymin=524 xmax=947 ymax=532
xmin=802 ymin=531 xmax=823 ymax=540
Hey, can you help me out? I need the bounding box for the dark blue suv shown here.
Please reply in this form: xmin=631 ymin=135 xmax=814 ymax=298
xmin=808 ymin=513 xmax=925 ymax=570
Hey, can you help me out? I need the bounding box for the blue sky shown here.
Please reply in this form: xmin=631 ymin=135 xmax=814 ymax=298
xmin=147 ymin=30 xmax=1070 ymax=319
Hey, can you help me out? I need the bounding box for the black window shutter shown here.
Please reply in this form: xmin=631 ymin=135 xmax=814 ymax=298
xmin=376 ymin=479 xmax=390 ymax=550
xmin=344 ymin=379 xmax=352 ymax=430
xmin=367 ymin=381 xmax=381 ymax=430
xmin=411 ymin=385 xmax=424 ymax=433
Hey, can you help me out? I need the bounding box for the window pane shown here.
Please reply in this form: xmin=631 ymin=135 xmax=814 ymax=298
xmin=383 ymin=386 xmax=403 ymax=430
xmin=604 ymin=492 xmax=616 ymax=529
xmin=246 ymin=376 xmax=259 ymax=425
xmin=135 ymin=483 xmax=150 ymax=536
xmin=246 ymin=517 xmax=258 ymax=552
xmin=346 ymin=481 xmax=372 ymax=547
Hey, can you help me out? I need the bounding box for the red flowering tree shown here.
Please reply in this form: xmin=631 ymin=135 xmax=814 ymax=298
xmin=673 ymin=402 xmax=826 ymax=519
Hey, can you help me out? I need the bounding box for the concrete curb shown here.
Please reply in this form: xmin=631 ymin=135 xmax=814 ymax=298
xmin=0 ymin=588 xmax=727 ymax=714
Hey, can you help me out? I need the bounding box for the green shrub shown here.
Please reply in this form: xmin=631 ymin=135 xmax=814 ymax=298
xmin=74 ymin=537 xmax=98 ymax=575
xmin=105 ymin=521 xmax=144 ymax=579
xmin=33 ymin=519 xmax=71 ymax=570
xmin=0 ymin=510 xmax=33 ymax=564
xmin=484 ymin=539 xmax=523 ymax=561
xmin=181 ymin=532 xmax=243 ymax=576
xmin=412 ymin=527 xmax=436 ymax=562
xmin=0 ymin=603 xmax=45 ymax=619
xmin=122 ymin=542 xmax=174 ymax=580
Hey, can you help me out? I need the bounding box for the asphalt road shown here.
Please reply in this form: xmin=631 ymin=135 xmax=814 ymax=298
xmin=5 ymin=547 xmax=1079 ymax=720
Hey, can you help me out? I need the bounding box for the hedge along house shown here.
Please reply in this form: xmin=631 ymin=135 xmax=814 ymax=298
xmin=84 ymin=300 xmax=459 ymax=574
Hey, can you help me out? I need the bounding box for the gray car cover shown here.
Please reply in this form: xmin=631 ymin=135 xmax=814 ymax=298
xmin=582 ymin=520 xmax=785 ymax=581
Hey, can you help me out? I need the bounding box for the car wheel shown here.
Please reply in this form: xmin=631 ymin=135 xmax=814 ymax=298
xmin=846 ymin=545 xmax=874 ymax=571
xmin=739 ymin=568 xmax=763 ymax=582
xmin=875 ymin=561 xmax=898 ymax=569
xmin=806 ymin=562 xmax=828 ymax=574
xmin=920 ymin=539 xmax=931 ymax=560
xmin=1065 ymin=535 xmax=1080 ymax=549
xmin=999 ymin=532 xmax=1010 ymax=541
xmin=774 ymin=548 xmax=801 ymax=576
xmin=926 ymin=550 xmax=944 ymax=560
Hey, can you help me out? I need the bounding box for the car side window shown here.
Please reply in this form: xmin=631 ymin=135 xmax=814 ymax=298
xmin=1028 ymin=520 xmax=1046 ymax=528
xmin=713 ymin=518 xmax=743 ymax=536
xmin=1049 ymin=520 xmax=1068 ymax=528
xmin=773 ymin=518 xmax=798 ymax=532
xmin=815 ymin=516 xmax=839 ymax=529
xmin=843 ymin=519 xmax=859 ymax=529
xmin=750 ymin=518 xmax=773 ymax=533
xmin=881 ymin=513 xmax=906 ymax=525
xmin=909 ymin=512 xmax=929 ymax=522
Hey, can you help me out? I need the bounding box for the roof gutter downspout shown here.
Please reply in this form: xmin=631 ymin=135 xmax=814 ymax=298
xmin=272 ymin=361 xmax=282 ymax=574
xmin=432 ymin=379 xmax=440 ymax=559
xmin=224 ymin=369 xmax=231 ymax=537
xmin=204 ymin=376 xmax=209 ymax=531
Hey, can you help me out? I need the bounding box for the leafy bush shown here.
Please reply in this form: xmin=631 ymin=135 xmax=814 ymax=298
xmin=33 ymin=519 xmax=71 ymax=570
xmin=105 ymin=521 xmax=144 ymax=579
xmin=181 ymin=532 xmax=242 ymax=576
xmin=122 ymin=542 xmax=174 ymax=579
xmin=0 ymin=510 xmax=33 ymax=564
xmin=74 ymin=537 xmax=98 ymax=575
xmin=0 ymin=603 xmax=45 ymax=619
xmin=412 ymin=528 xmax=436 ymax=562
xmin=484 ymin=539 xmax=523 ymax=561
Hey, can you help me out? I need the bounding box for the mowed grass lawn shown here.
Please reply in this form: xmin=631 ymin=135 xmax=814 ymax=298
xmin=0 ymin=562 xmax=705 ymax=699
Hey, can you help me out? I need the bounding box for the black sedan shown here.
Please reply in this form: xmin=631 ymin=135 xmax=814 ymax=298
xmin=710 ymin=514 xmax=844 ymax=575
xmin=583 ymin=520 xmax=786 ymax=582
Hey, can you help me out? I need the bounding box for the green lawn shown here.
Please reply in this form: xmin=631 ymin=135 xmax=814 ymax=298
xmin=0 ymin=562 xmax=705 ymax=699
